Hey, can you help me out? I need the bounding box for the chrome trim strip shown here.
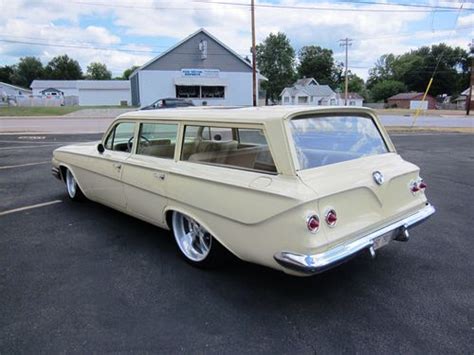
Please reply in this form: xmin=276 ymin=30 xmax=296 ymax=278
xmin=51 ymin=167 xmax=61 ymax=180
xmin=274 ymin=203 xmax=435 ymax=274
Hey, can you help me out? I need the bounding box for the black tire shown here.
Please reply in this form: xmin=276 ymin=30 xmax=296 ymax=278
xmin=65 ymin=168 xmax=86 ymax=201
xmin=171 ymin=211 xmax=227 ymax=268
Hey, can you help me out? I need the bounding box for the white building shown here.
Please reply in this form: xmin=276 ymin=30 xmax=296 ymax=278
xmin=281 ymin=78 xmax=338 ymax=106
xmin=30 ymin=80 xmax=131 ymax=106
xmin=336 ymin=92 xmax=364 ymax=107
xmin=130 ymin=28 xmax=266 ymax=107
xmin=0 ymin=82 xmax=32 ymax=98
xmin=281 ymin=78 xmax=364 ymax=107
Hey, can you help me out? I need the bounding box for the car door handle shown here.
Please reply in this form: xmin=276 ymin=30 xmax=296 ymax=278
xmin=113 ymin=163 xmax=122 ymax=171
xmin=153 ymin=172 xmax=166 ymax=181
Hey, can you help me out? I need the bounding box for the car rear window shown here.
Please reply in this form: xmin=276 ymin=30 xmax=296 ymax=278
xmin=289 ymin=115 xmax=388 ymax=170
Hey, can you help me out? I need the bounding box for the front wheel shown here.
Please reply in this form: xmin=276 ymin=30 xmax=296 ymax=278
xmin=171 ymin=211 xmax=226 ymax=268
xmin=65 ymin=168 xmax=85 ymax=201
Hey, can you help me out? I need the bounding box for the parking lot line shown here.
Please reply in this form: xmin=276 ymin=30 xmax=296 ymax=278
xmin=0 ymin=144 xmax=61 ymax=150
xmin=0 ymin=161 xmax=50 ymax=170
xmin=0 ymin=200 xmax=62 ymax=217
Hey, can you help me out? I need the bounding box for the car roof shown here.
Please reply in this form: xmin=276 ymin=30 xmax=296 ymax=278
xmin=120 ymin=106 xmax=376 ymax=124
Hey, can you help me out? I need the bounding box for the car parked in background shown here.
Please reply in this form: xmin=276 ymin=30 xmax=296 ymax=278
xmin=51 ymin=106 xmax=435 ymax=276
xmin=141 ymin=98 xmax=194 ymax=110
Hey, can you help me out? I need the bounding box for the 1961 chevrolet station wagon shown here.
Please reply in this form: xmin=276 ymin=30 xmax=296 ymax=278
xmin=52 ymin=106 xmax=435 ymax=276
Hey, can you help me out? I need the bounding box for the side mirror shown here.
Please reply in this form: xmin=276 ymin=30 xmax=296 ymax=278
xmin=97 ymin=143 xmax=105 ymax=154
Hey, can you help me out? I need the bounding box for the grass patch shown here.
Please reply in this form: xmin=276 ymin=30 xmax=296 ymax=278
xmin=0 ymin=106 xmax=126 ymax=117
xmin=386 ymin=126 xmax=474 ymax=134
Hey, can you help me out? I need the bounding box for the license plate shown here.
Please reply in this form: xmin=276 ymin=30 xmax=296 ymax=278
xmin=373 ymin=231 xmax=394 ymax=250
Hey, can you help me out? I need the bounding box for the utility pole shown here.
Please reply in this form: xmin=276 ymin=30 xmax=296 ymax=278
xmin=251 ymin=0 xmax=257 ymax=107
xmin=467 ymin=39 xmax=473 ymax=116
xmin=339 ymin=38 xmax=352 ymax=106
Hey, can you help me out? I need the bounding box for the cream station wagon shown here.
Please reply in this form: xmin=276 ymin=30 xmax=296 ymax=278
xmin=51 ymin=106 xmax=435 ymax=276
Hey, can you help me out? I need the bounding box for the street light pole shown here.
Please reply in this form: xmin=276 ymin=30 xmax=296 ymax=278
xmin=467 ymin=39 xmax=473 ymax=116
xmin=251 ymin=0 xmax=257 ymax=107
xmin=339 ymin=38 xmax=352 ymax=106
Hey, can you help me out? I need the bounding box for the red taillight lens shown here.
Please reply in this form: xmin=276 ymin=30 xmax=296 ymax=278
xmin=325 ymin=210 xmax=337 ymax=226
xmin=419 ymin=181 xmax=427 ymax=189
xmin=411 ymin=185 xmax=420 ymax=193
xmin=307 ymin=215 xmax=320 ymax=233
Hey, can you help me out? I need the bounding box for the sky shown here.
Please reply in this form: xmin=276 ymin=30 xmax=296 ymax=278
xmin=0 ymin=0 xmax=472 ymax=81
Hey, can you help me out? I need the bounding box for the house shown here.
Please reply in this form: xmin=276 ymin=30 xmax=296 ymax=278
xmin=31 ymin=80 xmax=131 ymax=106
xmin=130 ymin=28 xmax=266 ymax=107
xmin=453 ymin=86 xmax=473 ymax=110
xmin=0 ymin=82 xmax=32 ymax=98
xmin=336 ymin=92 xmax=364 ymax=107
xmin=280 ymin=78 xmax=338 ymax=106
xmin=387 ymin=92 xmax=436 ymax=110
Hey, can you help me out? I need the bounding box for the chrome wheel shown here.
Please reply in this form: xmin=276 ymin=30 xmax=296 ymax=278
xmin=172 ymin=212 xmax=212 ymax=262
xmin=66 ymin=169 xmax=77 ymax=198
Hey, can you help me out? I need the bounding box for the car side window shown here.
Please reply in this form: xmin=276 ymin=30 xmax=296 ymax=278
xmin=181 ymin=125 xmax=277 ymax=174
xmin=104 ymin=122 xmax=136 ymax=152
xmin=137 ymin=122 xmax=178 ymax=159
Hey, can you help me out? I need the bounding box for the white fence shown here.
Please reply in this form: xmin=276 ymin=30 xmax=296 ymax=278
xmin=5 ymin=95 xmax=79 ymax=107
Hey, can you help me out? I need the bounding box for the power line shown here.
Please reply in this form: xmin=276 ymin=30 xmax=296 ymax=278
xmin=33 ymin=0 xmax=474 ymax=13
xmin=193 ymin=0 xmax=474 ymax=12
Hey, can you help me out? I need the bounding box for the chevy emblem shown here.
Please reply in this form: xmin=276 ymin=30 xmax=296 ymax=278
xmin=373 ymin=171 xmax=384 ymax=185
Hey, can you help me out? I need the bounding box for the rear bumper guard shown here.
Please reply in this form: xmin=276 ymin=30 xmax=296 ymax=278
xmin=274 ymin=203 xmax=435 ymax=275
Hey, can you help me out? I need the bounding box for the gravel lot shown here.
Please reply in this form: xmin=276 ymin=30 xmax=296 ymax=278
xmin=0 ymin=133 xmax=473 ymax=353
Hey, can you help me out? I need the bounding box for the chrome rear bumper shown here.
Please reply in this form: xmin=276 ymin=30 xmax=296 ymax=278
xmin=274 ymin=203 xmax=435 ymax=275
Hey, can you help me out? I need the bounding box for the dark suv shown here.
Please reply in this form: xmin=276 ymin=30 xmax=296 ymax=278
xmin=141 ymin=98 xmax=194 ymax=110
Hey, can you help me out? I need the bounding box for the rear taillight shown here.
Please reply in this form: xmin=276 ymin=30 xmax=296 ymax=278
xmin=306 ymin=215 xmax=320 ymax=233
xmin=325 ymin=210 xmax=337 ymax=227
xmin=410 ymin=178 xmax=427 ymax=194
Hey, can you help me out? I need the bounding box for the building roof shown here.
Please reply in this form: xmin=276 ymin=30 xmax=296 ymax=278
xmin=460 ymin=86 xmax=473 ymax=96
xmin=294 ymin=78 xmax=319 ymax=86
xmin=0 ymin=81 xmax=32 ymax=92
xmin=119 ymin=105 xmax=376 ymax=124
xmin=281 ymin=83 xmax=335 ymax=98
xmin=131 ymin=28 xmax=257 ymax=77
xmin=31 ymin=80 xmax=130 ymax=90
xmin=388 ymin=92 xmax=429 ymax=100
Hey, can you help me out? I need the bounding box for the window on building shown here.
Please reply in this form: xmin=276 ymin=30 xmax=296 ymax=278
xmin=176 ymin=85 xmax=225 ymax=99
xmin=349 ymin=100 xmax=356 ymax=106
xmin=283 ymin=96 xmax=289 ymax=103
xmin=104 ymin=122 xmax=136 ymax=152
xmin=202 ymin=86 xmax=224 ymax=98
xmin=181 ymin=125 xmax=277 ymax=173
xmin=176 ymin=86 xmax=200 ymax=98
xmin=298 ymin=96 xmax=308 ymax=104
xmin=137 ymin=123 xmax=178 ymax=159
xmin=330 ymin=98 xmax=336 ymax=105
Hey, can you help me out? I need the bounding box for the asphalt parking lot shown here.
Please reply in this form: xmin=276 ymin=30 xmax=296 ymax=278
xmin=0 ymin=133 xmax=473 ymax=353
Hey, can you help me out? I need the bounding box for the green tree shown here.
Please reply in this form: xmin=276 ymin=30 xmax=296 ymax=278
xmin=370 ymin=79 xmax=406 ymax=102
xmin=256 ymin=32 xmax=296 ymax=104
xmin=367 ymin=44 xmax=469 ymax=96
xmin=121 ymin=65 xmax=139 ymax=80
xmin=0 ymin=65 xmax=14 ymax=84
xmin=297 ymin=45 xmax=341 ymax=87
xmin=86 ymin=62 xmax=112 ymax=80
xmin=9 ymin=57 xmax=44 ymax=88
xmin=44 ymin=55 xmax=83 ymax=80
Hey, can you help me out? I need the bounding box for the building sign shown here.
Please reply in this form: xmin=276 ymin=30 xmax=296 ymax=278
xmin=181 ymin=69 xmax=220 ymax=78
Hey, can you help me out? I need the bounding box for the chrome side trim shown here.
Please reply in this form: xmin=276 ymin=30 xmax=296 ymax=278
xmin=274 ymin=203 xmax=435 ymax=275
xmin=52 ymin=167 xmax=61 ymax=180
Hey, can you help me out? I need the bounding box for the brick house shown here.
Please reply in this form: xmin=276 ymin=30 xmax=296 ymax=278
xmin=387 ymin=92 xmax=436 ymax=109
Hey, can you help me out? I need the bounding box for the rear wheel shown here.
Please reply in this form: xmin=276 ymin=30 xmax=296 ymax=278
xmin=65 ymin=169 xmax=85 ymax=201
xmin=171 ymin=211 xmax=225 ymax=268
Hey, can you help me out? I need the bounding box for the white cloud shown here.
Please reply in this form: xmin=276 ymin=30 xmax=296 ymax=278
xmin=0 ymin=0 xmax=471 ymax=79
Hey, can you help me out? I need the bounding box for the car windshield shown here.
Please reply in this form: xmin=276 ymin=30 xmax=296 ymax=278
xmin=289 ymin=115 xmax=388 ymax=170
